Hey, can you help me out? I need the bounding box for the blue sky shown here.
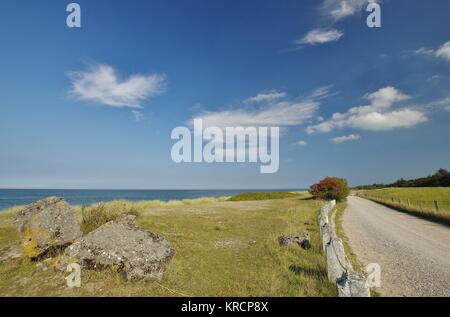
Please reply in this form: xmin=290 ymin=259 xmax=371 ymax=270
xmin=0 ymin=0 xmax=450 ymax=189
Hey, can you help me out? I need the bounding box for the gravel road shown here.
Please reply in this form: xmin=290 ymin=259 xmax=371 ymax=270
xmin=343 ymin=196 xmax=450 ymax=297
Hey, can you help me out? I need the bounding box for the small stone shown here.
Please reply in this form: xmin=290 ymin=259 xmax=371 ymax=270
xmin=278 ymin=233 xmax=311 ymax=250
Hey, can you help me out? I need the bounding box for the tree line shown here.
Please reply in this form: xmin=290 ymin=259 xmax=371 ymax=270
xmin=354 ymin=169 xmax=450 ymax=190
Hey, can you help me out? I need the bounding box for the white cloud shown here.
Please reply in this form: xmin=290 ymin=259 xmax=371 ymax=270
xmin=426 ymin=97 xmax=450 ymax=111
xmin=69 ymin=64 xmax=166 ymax=108
xmin=331 ymin=134 xmax=360 ymax=143
xmin=296 ymin=140 xmax=307 ymax=146
xmin=435 ymin=41 xmax=450 ymax=61
xmin=244 ymin=90 xmax=287 ymax=103
xmin=414 ymin=40 xmax=450 ymax=62
xmin=293 ymin=29 xmax=343 ymax=46
xmin=321 ymin=0 xmax=370 ymax=21
xmin=191 ymin=87 xmax=336 ymax=129
xmin=194 ymin=100 xmax=318 ymax=128
xmin=414 ymin=47 xmax=434 ymax=56
xmin=306 ymin=86 xmax=427 ymax=133
xmin=131 ymin=110 xmax=143 ymax=122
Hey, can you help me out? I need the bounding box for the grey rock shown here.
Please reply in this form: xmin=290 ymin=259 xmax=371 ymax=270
xmin=64 ymin=216 xmax=174 ymax=281
xmin=326 ymin=238 xmax=349 ymax=282
xmin=15 ymin=197 xmax=82 ymax=258
xmin=321 ymin=224 xmax=332 ymax=252
xmin=337 ymin=271 xmax=370 ymax=297
xmin=278 ymin=233 xmax=311 ymax=250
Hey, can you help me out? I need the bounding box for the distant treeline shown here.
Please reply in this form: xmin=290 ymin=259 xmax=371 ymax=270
xmin=354 ymin=169 xmax=450 ymax=190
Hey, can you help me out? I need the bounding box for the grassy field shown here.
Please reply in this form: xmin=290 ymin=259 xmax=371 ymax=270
xmin=0 ymin=196 xmax=336 ymax=297
xmin=357 ymin=187 xmax=450 ymax=225
xmin=227 ymin=191 xmax=306 ymax=201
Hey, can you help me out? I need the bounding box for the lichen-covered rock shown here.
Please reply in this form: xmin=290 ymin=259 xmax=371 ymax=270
xmin=64 ymin=215 xmax=174 ymax=281
xmin=15 ymin=197 xmax=82 ymax=258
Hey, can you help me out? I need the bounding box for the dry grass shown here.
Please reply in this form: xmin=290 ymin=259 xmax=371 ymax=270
xmin=358 ymin=188 xmax=450 ymax=226
xmin=0 ymin=196 xmax=336 ymax=296
xmin=228 ymin=192 xmax=308 ymax=201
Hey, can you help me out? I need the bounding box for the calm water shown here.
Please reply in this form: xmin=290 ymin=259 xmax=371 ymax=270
xmin=0 ymin=189 xmax=301 ymax=211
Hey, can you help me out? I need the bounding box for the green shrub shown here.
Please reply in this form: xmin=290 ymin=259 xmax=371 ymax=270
xmin=309 ymin=177 xmax=350 ymax=202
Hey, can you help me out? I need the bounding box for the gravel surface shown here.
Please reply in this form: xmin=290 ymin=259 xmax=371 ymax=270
xmin=343 ymin=196 xmax=450 ymax=297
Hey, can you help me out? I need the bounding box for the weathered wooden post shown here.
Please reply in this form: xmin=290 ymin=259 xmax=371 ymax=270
xmin=434 ymin=200 xmax=439 ymax=212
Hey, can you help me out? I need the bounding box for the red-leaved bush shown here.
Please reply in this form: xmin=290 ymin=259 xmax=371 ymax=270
xmin=309 ymin=177 xmax=350 ymax=202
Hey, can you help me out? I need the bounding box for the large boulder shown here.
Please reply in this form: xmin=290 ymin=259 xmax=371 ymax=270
xmin=64 ymin=215 xmax=174 ymax=281
xmin=15 ymin=197 xmax=82 ymax=258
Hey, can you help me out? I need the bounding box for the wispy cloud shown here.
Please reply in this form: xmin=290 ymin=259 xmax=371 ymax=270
xmin=306 ymin=86 xmax=427 ymax=133
xmin=321 ymin=0 xmax=371 ymax=21
xmin=191 ymin=86 xmax=335 ymax=129
xmin=131 ymin=110 xmax=143 ymax=122
xmin=293 ymin=29 xmax=343 ymax=46
xmin=296 ymin=140 xmax=308 ymax=146
xmin=244 ymin=90 xmax=287 ymax=104
xmin=331 ymin=134 xmax=360 ymax=144
xmin=422 ymin=97 xmax=450 ymax=111
xmin=414 ymin=40 xmax=450 ymax=62
xmin=69 ymin=64 xmax=166 ymax=108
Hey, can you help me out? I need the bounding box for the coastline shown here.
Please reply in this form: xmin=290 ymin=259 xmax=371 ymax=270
xmin=0 ymin=189 xmax=306 ymax=213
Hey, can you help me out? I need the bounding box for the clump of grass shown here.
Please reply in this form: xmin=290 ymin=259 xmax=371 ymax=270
xmin=228 ymin=192 xmax=306 ymax=201
xmin=0 ymin=206 xmax=24 ymax=219
xmin=81 ymin=202 xmax=140 ymax=234
xmin=77 ymin=196 xmax=230 ymax=234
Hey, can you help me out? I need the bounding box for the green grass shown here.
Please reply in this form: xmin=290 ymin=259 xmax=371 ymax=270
xmin=0 ymin=197 xmax=336 ymax=296
xmin=228 ymin=191 xmax=308 ymax=201
xmin=358 ymin=187 xmax=450 ymax=225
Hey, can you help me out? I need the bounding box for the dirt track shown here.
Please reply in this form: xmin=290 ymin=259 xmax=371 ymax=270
xmin=343 ymin=196 xmax=450 ymax=297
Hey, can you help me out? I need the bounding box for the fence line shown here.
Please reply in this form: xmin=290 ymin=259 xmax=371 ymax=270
xmin=318 ymin=200 xmax=370 ymax=297
xmin=359 ymin=194 xmax=450 ymax=212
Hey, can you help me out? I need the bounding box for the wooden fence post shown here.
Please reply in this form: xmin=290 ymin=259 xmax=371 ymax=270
xmin=434 ymin=200 xmax=439 ymax=211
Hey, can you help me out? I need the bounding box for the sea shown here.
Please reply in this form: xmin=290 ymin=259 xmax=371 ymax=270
xmin=0 ymin=189 xmax=302 ymax=211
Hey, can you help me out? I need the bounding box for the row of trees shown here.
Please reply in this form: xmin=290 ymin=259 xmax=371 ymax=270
xmin=354 ymin=169 xmax=450 ymax=190
xmin=308 ymin=169 xmax=450 ymax=202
